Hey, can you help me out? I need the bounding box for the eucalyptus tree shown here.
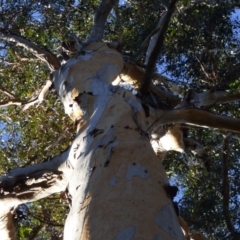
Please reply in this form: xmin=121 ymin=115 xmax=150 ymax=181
xmin=0 ymin=0 xmax=240 ymax=239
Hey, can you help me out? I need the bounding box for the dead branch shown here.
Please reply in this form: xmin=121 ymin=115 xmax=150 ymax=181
xmin=140 ymin=0 xmax=178 ymax=97
xmin=87 ymin=0 xmax=119 ymax=43
xmin=0 ymin=31 xmax=60 ymax=70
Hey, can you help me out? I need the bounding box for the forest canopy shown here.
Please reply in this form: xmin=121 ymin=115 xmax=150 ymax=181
xmin=1 ymin=0 xmax=240 ymax=239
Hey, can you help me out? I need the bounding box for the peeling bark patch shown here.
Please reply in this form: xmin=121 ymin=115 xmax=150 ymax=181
xmin=125 ymin=163 xmax=149 ymax=180
xmin=155 ymin=204 xmax=183 ymax=239
xmin=116 ymin=226 xmax=135 ymax=240
xmin=110 ymin=176 xmax=117 ymax=186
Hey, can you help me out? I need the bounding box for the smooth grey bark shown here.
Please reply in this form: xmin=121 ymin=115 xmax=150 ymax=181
xmin=87 ymin=0 xmax=119 ymax=43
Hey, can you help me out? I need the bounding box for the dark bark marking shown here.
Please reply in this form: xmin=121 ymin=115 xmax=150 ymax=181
xmin=89 ymin=128 xmax=104 ymax=138
xmin=77 ymin=152 xmax=84 ymax=159
xmin=104 ymin=160 xmax=110 ymax=167
xmin=74 ymin=144 xmax=80 ymax=152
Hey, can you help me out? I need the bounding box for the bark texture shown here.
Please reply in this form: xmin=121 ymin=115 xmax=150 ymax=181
xmin=53 ymin=42 xmax=184 ymax=240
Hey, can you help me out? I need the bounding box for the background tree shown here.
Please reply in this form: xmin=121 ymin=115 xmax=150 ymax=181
xmin=0 ymin=0 xmax=240 ymax=239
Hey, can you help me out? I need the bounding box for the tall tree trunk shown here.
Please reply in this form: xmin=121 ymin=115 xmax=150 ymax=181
xmin=53 ymin=42 xmax=184 ymax=239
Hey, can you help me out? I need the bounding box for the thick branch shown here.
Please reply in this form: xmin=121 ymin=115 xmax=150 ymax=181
xmin=140 ymin=0 xmax=177 ymax=97
xmin=176 ymin=90 xmax=240 ymax=109
xmin=0 ymin=148 xmax=71 ymax=239
xmin=120 ymin=61 xmax=179 ymax=107
xmin=87 ymin=0 xmax=119 ymax=43
xmin=0 ymin=148 xmax=71 ymax=207
xmin=150 ymin=108 xmax=240 ymax=134
xmin=0 ymin=31 xmax=60 ymax=70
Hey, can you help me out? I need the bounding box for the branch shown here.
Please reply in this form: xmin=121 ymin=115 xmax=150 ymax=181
xmin=120 ymin=61 xmax=179 ymax=106
xmin=149 ymin=108 xmax=240 ymax=134
xmin=149 ymin=83 xmax=179 ymax=107
xmin=0 ymin=80 xmax=52 ymax=109
xmin=87 ymin=0 xmax=119 ymax=43
xmin=0 ymin=87 xmax=17 ymax=99
xmin=194 ymin=55 xmax=212 ymax=80
xmin=222 ymin=134 xmax=235 ymax=234
xmin=140 ymin=0 xmax=178 ymax=97
xmin=176 ymin=90 xmax=240 ymax=109
xmin=0 ymin=31 xmax=60 ymax=70
xmin=178 ymin=216 xmax=209 ymax=240
xmin=0 ymin=149 xmax=71 ymax=239
xmin=0 ymin=149 xmax=71 ymax=204
xmin=184 ymin=137 xmax=211 ymax=171
xmin=22 ymin=80 xmax=53 ymax=111
xmin=134 ymin=26 xmax=160 ymax=62
xmin=0 ymin=99 xmax=24 ymax=107
xmin=153 ymin=72 xmax=182 ymax=95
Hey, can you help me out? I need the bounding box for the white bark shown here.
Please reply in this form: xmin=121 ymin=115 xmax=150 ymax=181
xmin=53 ymin=42 xmax=184 ymax=239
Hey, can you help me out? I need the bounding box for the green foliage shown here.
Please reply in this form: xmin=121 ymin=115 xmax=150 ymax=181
xmin=1 ymin=0 xmax=240 ymax=239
